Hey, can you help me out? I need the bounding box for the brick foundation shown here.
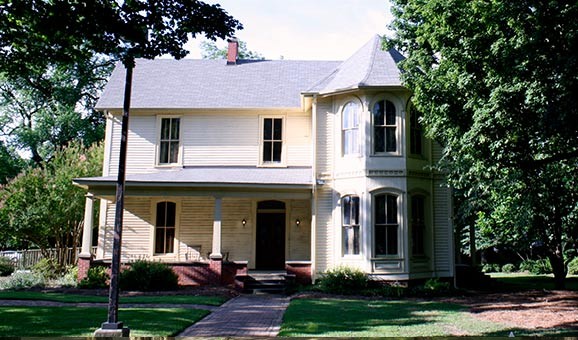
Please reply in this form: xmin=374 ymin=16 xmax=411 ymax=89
xmin=286 ymin=261 xmax=312 ymax=285
xmin=77 ymin=255 xmax=93 ymax=282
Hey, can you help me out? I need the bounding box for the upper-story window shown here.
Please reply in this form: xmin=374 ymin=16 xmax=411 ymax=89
xmin=373 ymin=100 xmax=397 ymax=154
xmin=155 ymin=201 xmax=176 ymax=254
xmin=411 ymin=195 xmax=426 ymax=256
xmin=374 ymin=193 xmax=399 ymax=256
xmin=262 ymin=117 xmax=283 ymax=164
xmin=410 ymin=109 xmax=423 ymax=155
xmin=342 ymin=195 xmax=360 ymax=255
xmin=342 ymin=101 xmax=360 ymax=156
xmin=159 ymin=117 xmax=180 ymax=165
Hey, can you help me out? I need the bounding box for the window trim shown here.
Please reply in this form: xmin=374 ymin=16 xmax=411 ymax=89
xmin=259 ymin=115 xmax=286 ymax=167
xmin=341 ymin=101 xmax=361 ymax=157
xmin=341 ymin=194 xmax=361 ymax=257
xmin=372 ymin=190 xmax=402 ymax=258
xmin=150 ymin=199 xmax=180 ymax=258
xmin=370 ymin=96 xmax=402 ymax=156
xmin=155 ymin=115 xmax=183 ymax=167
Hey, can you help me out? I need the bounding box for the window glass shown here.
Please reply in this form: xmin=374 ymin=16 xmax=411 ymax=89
xmin=373 ymin=100 xmax=397 ymax=153
xmin=342 ymin=195 xmax=360 ymax=255
xmin=159 ymin=117 xmax=180 ymax=164
xmin=410 ymin=109 xmax=423 ymax=155
xmin=374 ymin=194 xmax=399 ymax=256
xmin=342 ymin=102 xmax=360 ymax=155
xmin=411 ymin=195 xmax=426 ymax=255
xmin=262 ymin=118 xmax=283 ymax=163
xmin=155 ymin=201 xmax=176 ymax=254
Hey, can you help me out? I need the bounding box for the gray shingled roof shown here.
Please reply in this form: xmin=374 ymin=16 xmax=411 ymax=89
xmin=74 ymin=166 xmax=312 ymax=188
xmin=96 ymin=59 xmax=340 ymax=110
xmin=306 ymin=35 xmax=404 ymax=94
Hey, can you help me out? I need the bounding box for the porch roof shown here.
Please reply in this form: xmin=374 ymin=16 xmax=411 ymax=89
xmin=74 ymin=166 xmax=313 ymax=190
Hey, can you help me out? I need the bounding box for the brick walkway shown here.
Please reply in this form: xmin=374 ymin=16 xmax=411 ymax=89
xmin=178 ymin=294 xmax=289 ymax=337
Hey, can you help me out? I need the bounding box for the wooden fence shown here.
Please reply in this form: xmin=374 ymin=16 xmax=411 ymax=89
xmin=0 ymin=247 xmax=97 ymax=270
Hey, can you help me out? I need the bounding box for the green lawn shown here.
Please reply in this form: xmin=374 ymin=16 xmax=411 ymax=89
xmin=0 ymin=306 xmax=208 ymax=336
xmin=0 ymin=291 xmax=227 ymax=305
xmin=279 ymin=298 xmax=577 ymax=337
xmin=490 ymin=273 xmax=578 ymax=291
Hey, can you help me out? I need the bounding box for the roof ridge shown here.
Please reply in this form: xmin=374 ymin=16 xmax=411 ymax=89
xmin=359 ymin=34 xmax=381 ymax=86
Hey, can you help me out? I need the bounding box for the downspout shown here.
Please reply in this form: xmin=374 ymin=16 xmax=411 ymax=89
xmin=310 ymin=94 xmax=318 ymax=283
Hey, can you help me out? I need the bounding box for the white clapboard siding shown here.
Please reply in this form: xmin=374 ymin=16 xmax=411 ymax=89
xmin=286 ymin=115 xmax=312 ymax=166
xmin=315 ymin=187 xmax=335 ymax=273
xmin=103 ymin=198 xmax=152 ymax=261
xmin=178 ymin=198 xmax=215 ymax=261
xmin=221 ymin=198 xmax=253 ymax=262
xmin=108 ymin=115 xmax=156 ymax=176
xmin=288 ymin=200 xmax=311 ymax=260
xmin=316 ymin=98 xmax=334 ymax=175
xmin=432 ymin=141 xmax=444 ymax=164
xmin=433 ymin=180 xmax=452 ymax=274
xmin=183 ymin=114 xmax=258 ymax=166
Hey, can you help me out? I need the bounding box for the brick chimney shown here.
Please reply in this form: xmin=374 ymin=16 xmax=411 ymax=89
xmin=227 ymin=38 xmax=238 ymax=65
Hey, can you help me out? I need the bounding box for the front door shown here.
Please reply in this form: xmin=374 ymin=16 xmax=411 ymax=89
xmin=256 ymin=201 xmax=286 ymax=270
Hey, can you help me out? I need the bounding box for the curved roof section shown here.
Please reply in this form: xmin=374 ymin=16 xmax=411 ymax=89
xmin=96 ymin=59 xmax=340 ymax=110
xmin=305 ymin=35 xmax=404 ymax=95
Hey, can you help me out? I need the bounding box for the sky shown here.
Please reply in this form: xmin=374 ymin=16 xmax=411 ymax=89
xmin=186 ymin=0 xmax=394 ymax=61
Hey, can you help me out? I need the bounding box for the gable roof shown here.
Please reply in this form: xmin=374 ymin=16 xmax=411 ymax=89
xmin=95 ymin=35 xmax=404 ymax=111
xmin=96 ymin=59 xmax=340 ymax=110
xmin=305 ymin=35 xmax=404 ymax=95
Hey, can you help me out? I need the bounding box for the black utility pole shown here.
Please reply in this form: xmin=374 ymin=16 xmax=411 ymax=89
xmin=97 ymin=60 xmax=133 ymax=336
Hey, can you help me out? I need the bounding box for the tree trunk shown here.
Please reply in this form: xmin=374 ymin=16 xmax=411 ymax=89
xmin=548 ymin=251 xmax=567 ymax=290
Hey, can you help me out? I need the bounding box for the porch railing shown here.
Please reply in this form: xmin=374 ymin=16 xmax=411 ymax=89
xmin=0 ymin=247 xmax=97 ymax=270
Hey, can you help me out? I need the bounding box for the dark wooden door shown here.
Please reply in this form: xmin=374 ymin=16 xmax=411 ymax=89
xmin=256 ymin=212 xmax=286 ymax=269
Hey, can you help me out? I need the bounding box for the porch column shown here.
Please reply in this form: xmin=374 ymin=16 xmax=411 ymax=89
xmin=210 ymin=197 xmax=223 ymax=259
xmin=209 ymin=196 xmax=223 ymax=284
xmin=78 ymin=193 xmax=94 ymax=282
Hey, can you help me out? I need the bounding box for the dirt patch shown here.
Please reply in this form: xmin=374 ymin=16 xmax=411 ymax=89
xmin=439 ymin=290 xmax=578 ymax=330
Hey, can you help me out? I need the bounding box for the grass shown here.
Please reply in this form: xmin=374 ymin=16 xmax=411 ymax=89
xmin=279 ymin=298 xmax=577 ymax=337
xmin=489 ymin=272 xmax=578 ymax=291
xmin=0 ymin=290 xmax=227 ymax=305
xmin=0 ymin=306 xmax=208 ymax=336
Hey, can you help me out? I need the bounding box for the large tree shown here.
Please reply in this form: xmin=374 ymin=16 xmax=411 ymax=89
xmin=387 ymin=0 xmax=578 ymax=288
xmin=0 ymin=57 xmax=113 ymax=165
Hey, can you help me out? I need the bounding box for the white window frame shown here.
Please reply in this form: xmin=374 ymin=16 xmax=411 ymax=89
xmin=370 ymin=96 xmax=401 ymax=156
xmin=341 ymin=194 xmax=361 ymax=257
xmin=150 ymin=199 xmax=180 ymax=257
xmin=155 ymin=115 xmax=183 ymax=167
xmin=341 ymin=101 xmax=361 ymax=156
xmin=259 ymin=115 xmax=286 ymax=167
xmin=372 ymin=191 xmax=402 ymax=258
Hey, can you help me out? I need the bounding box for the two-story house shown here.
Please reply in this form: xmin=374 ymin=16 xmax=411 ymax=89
xmin=74 ymin=35 xmax=454 ymax=287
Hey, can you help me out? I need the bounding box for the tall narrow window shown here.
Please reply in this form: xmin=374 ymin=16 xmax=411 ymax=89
xmin=410 ymin=109 xmax=423 ymax=155
xmin=159 ymin=117 xmax=180 ymax=164
xmin=342 ymin=102 xmax=360 ymax=155
xmin=155 ymin=201 xmax=176 ymax=254
xmin=262 ymin=118 xmax=283 ymax=163
xmin=342 ymin=195 xmax=360 ymax=255
xmin=373 ymin=100 xmax=397 ymax=153
xmin=374 ymin=194 xmax=398 ymax=256
xmin=411 ymin=195 xmax=426 ymax=255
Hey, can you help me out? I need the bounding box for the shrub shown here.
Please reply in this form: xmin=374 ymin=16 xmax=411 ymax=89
xmin=52 ymin=266 xmax=78 ymax=288
xmin=317 ymin=266 xmax=369 ymax=295
xmin=78 ymin=266 xmax=109 ymax=289
xmin=119 ymin=260 xmax=179 ymax=291
xmin=567 ymin=257 xmax=578 ymax=275
xmin=0 ymin=257 xmax=15 ymax=276
xmin=481 ymin=263 xmax=501 ymax=273
xmin=520 ymin=259 xmax=552 ymax=274
xmin=424 ymin=277 xmax=450 ymax=293
xmin=0 ymin=271 xmax=45 ymax=290
xmin=501 ymin=263 xmax=517 ymax=273
xmin=32 ymin=258 xmax=59 ymax=280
